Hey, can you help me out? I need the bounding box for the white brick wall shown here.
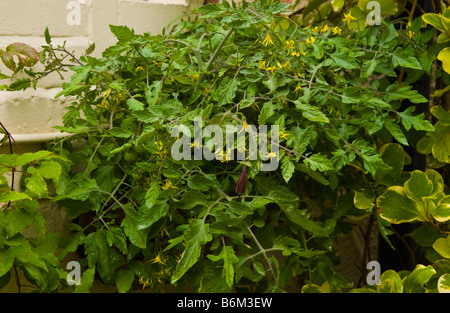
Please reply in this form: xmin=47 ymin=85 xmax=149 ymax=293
xmin=0 ymin=0 xmax=203 ymax=138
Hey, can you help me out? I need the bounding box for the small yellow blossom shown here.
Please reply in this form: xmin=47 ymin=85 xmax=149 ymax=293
xmin=332 ymin=27 xmax=342 ymax=35
xmin=97 ymin=98 xmax=109 ymax=109
xmin=343 ymin=12 xmax=357 ymax=26
xmin=407 ymin=30 xmax=415 ymax=39
xmin=294 ymin=85 xmax=302 ymax=95
xmin=279 ymin=131 xmax=289 ymax=141
xmin=285 ymin=40 xmax=295 ymax=53
xmin=102 ymin=88 xmax=111 ymax=99
xmin=305 ymin=36 xmax=315 ymax=45
xmin=139 ymin=276 xmax=151 ymax=289
xmin=258 ymin=59 xmax=266 ymax=70
xmin=161 ymin=180 xmax=179 ymax=190
xmin=311 ymin=26 xmax=320 ymax=33
xmin=150 ymin=253 xmax=167 ymax=265
xmin=321 ymin=24 xmax=329 ymax=33
xmin=265 ymin=66 xmax=276 ymax=74
xmin=262 ymin=33 xmax=273 ymax=46
xmin=190 ymin=139 xmax=203 ymax=149
xmin=136 ymin=66 xmax=144 ymax=72
xmin=154 ymin=141 xmax=167 ymax=158
xmin=188 ymin=73 xmax=199 ymax=81
xmin=238 ymin=121 xmax=249 ymax=134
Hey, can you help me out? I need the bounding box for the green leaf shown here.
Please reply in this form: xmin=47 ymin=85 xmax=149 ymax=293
xmin=109 ymin=25 xmax=135 ymax=41
xmin=377 ymin=186 xmax=426 ymax=224
xmin=391 ymin=51 xmax=422 ymax=70
xmin=422 ymin=13 xmax=448 ymax=32
xmin=145 ymin=81 xmax=162 ymax=106
xmin=115 ymin=269 xmax=135 ymax=293
xmin=126 ymin=97 xmax=145 ymax=112
xmin=137 ymin=200 xmax=169 ymax=230
xmin=434 ymin=196 xmax=450 ymax=223
xmin=281 ymin=156 xmax=295 ymax=183
xmin=430 ymin=106 xmax=450 ymax=126
xmin=384 ymin=120 xmax=409 ymax=146
xmin=121 ymin=203 xmax=150 ymax=249
xmin=69 ymin=65 xmax=91 ymax=86
xmin=304 ymin=153 xmax=334 ymax=172
xmin=385 ymin=83 xmax=428 ymax=104
xmin=171 ymin=219 xmax=212 ymax=284
xmin=258 ymin=101 xmax=275 ymax=125
xmin=218 ymin=78 xmax=239 ymax=106
xmin=0 ymin=191 xmax=31 ymax=203
xmin=295 ymin=101 xmax=330 ymax=123
xmin=403 ymin=170 xmax=434 ymax=204
xmin=438 ymin=274 xmax=450 ymax=293
xmin=0 ymin=250 xmax=14 ymax=277
xmin=432 ymin=133 xmax=450 ymax=163
xmin=0 ymin=72 xmax=10 ymax=80
xmin=353 ymin=189 xmax=374 ymax=210
xmin=398 ymin=107 xmax=434 ymax=131
xmin=402 ymin=265 xmax=436 ymax=293
xmin=377 ymin=270 xmax=403 ymax=293
xmin=207 ymin=245 xmax=239 ymax=288
xmin=433 ymin=235 xmax=450 ymax=259
xmin=187 ymin=174 xmax=221 ymax=191
xmin=84 ymin=230 xmax=125 ymax=284
xmin=25 ymin=167 xmax=48 ymax=198
xmin=74 ymin=267 xmax=96 ymax=293
xmin=331 ymin=53 xmax=358 ymax=69
xmin=279 ymin=203 xmax=330 ymax=237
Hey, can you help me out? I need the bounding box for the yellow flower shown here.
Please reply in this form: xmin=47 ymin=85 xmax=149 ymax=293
xmin=343 ymin=12 xmax=357 ymax=26
xmin=188 ymin=73 xmax=199 ymax=81
xmin=265 ymin=151 xmax=278 ymax=160
xmin=265 ymin=66 xmax=276 ymax=74
xmin=321 ymin=24 xmax=329 ymax=33
xmin=102 ymin=88 xmax=111 ymax=99
xmin=139 ymin=276 xmax=151 ymax=289
xmin=161 ymin=180 xmax=179 ymax=190
xmin=285 ymin=40 xmax=295 ymax=53
xmin=407 ymin=30 xmax=415 ymax=39
xmin=294 ymin=85 xmax=302 ymax=95
xmin=305 ymin=36 xmax=315 ymax=45
xmin=258 ymin=59 xmax=266 ymax=70
xmin=279 ymin=131 xmax=289 ymax=141
xmin=97 ymin=98 xmax=109 ymax=109
xmin=238 ymin=121 xmax=249 ymax=134
xmin=312 ymin=26 xmax=320 ymax=33
xmin=262 ymin=33 xmax=273 ymax=46
xmin=332 ymin=27 xmax=342 ymax=35
xmin=150 ymin=253 xmax=167 ymax=265
xmin=136 ymin=66 xmax=144 ymax=72
xmin=190 ymin=139 xmax=203 ymax=149
xmin=154 ymin=141 xmax=167 ymax=158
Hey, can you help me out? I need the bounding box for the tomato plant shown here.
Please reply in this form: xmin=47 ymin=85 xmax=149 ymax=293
xmin=0 ymin=0 xmax=449 ymax=293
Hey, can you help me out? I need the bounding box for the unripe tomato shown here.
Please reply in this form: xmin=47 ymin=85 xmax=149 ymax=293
xmin=124 ymin=151 xmax=138 ymax=163
xmin=134 ymin=143 xmax=147 ymax=155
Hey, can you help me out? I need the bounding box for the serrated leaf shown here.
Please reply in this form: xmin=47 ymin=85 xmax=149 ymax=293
xmin=109 ymin=25 xmax=135 ymax=41
xmin=171 ymin=219 xmax=212 ymax=284
xmin=218 ymin=78 xmax=239 ymax=106
xmin=304 ymin=153 xmax=333 ymax=172
xmin=398 ymin=106 xmax=434 ymax=131
xmin=384 ymin=120 xmax=409 ymax=146
xmin=281 ymin=156 xmax=295 ymax=183
xmin=126 ymin=97 xmax=145 ymax=112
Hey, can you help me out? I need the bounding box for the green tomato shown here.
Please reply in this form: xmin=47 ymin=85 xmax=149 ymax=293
xmin=134 ymin=143 xmax=147 ymax=155
xmin=132 ymin=171 xmax=143 ymax=180
xmin=124 ymin=151 xmax=138 ymax=163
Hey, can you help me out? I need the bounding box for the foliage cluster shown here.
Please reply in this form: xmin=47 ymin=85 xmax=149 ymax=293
xmin=0 ymin=0 xmax=449 ymax=292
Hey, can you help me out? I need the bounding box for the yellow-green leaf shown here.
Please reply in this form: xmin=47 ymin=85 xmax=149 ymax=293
xmin=438 ymin=47 xmax=450 ymax=74
xmin=377 ymin=186 xmax=426 ymax=224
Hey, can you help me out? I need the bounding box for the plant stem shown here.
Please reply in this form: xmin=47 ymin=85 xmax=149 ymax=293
xmin=247 ymin=225 xmax=279 ymax=289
